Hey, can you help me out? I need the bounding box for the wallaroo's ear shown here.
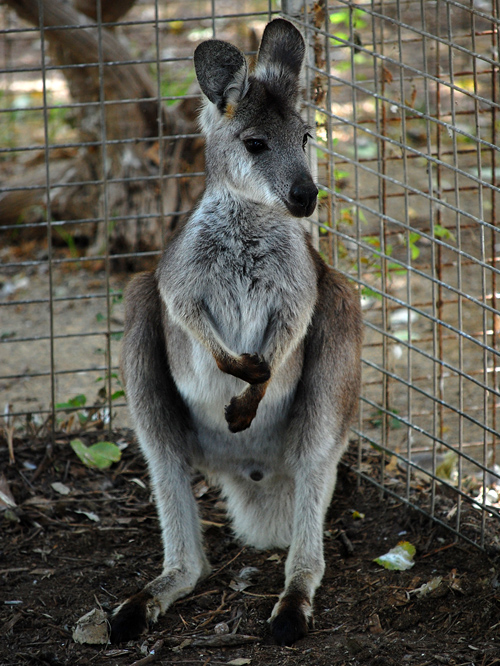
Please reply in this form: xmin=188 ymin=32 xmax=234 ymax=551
xmin=254 ymin=18 xmax=305 ymax=98
xmin=194 ymin=40 xmax=249 ymax=112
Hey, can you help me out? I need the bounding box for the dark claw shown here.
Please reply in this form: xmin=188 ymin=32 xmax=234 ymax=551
xmin=270 ymin=607 xmax=309 ymax=646
xmin=238 ymin=353 xmax=271 ymax=384
xmin=224 ymin=396 xmax=255 ymax=433
xmin=109 ymin=591 xmax=152 ymax=644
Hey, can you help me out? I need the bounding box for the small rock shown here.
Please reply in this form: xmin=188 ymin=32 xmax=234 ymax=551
xmin=214 ymin=621 xmax=230 ymax=635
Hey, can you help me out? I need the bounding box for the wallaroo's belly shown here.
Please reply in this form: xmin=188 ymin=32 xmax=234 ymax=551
xmin=172 ymin=336 xmax=302 ymax=474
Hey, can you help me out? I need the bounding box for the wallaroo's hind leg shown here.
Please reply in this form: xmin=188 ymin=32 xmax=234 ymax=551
xmin=110 ymin=272 xmax=210 ymax=643
xmin=270 ymin=260 xmax=362 ymax=646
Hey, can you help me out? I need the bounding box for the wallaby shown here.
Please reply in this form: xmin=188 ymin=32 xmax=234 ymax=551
xmin=110 ymin=18 xmax=362 ymax=647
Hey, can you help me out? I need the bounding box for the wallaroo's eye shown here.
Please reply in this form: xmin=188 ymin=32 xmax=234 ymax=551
xmin=302 ymin=132 xmax=312 ymax=150
xmin=244 ymin=138 xmax=268 ymax=155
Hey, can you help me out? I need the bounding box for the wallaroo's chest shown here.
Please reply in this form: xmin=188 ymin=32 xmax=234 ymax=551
xmin=159 ymin=198 xmax=319 ymax=339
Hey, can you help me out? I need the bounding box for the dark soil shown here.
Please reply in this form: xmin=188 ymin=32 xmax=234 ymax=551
xmin=1 ymin=433 xmax=500 ymax=666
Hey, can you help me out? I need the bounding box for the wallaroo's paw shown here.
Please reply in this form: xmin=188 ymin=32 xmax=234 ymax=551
xmin=224 ymin=396 xmax=257 ymax=433
xmin=270 ymin=593 xmax=313 ymax=646
xmin=109 ymin=590 xmax=158 ymax=644
xmin=238 ymin=353 xmax=271 ymax=384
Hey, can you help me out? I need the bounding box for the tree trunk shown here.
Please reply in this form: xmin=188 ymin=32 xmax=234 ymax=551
xmin=1 ymin=0 xmax=204 ymax=267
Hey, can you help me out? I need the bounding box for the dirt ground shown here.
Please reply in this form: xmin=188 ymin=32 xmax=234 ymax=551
xmin=1 ymin=433 xmax=500 ymax=666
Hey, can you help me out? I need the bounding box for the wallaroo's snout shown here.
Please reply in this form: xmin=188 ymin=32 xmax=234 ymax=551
xmin=287 ymin=177 xmax=318 ymax=218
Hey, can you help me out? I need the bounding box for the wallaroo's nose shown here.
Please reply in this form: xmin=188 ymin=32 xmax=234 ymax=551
xmin=287 ymin=178 xmax=318 ymax=218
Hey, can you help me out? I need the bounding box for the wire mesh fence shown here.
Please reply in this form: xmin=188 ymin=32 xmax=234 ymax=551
xmin=1 ymin=0 xmax=499 ymax=549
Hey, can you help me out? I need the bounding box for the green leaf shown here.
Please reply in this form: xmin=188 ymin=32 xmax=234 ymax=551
xmin=56 ymin=394 xmax=87 ymax=411
xmin=330 ymin=31 xmax=349 ymax=44
xmin=364 ymin=235 xmax=381 ymax=248
xmin=77 ymin=412 xmax=89 ymax=426
xmin=374 ymin=541 xmax=416 ymax=570
xmin=70 ymin=439 xmax=122 ymax=470
xmin=330 ymin=10 xmax=349 ymax=24
xmin=433 ymin=224 xmax=456 ymax=242
xmin=361 ymin=286 xmax=382 ymax=300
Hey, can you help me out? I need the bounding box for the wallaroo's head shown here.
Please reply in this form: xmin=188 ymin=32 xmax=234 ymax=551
xmin=194 ymin=18 xmax=318 ymax=218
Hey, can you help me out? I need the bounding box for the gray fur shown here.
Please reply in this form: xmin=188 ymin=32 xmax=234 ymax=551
xmin=110 ymin=18 xmax=362 ymax=647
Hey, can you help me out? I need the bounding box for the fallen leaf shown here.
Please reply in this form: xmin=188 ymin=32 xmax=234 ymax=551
xmin=238 ymin=566 xmax=259 ymax=580
xmin=72 ymin=608 xmax=108 ymax=644
xmin=267 ymin=553 xmax=281 ymax=563
xmin=374 ymin=541 xmax=416 ymax=571
xmin=382 ymin=66 xmax=393 ymax=84
xmin=228 ymin=659 xmax=251 ymax=665
xmin=70 ymin=438 xmax=122 ymax=470
xmin=172 ymin=638 xmax=192 ymax=652
xmin=130 ymin=477 xmax=147 ymax=490
xmin=74 ymin=509 xmax=100 ymax=523
xmin=0 ymin=475 xmax=16 ymax=509
xmin=368 ymin=613 xmax=383 ymax=634
xmin=51 ymin=482 xmax=71 ymax=495
xmin=229 ymin=578 xmax=252 ymax=592
xmin=410 ymin=576 xmax=443 ymax=598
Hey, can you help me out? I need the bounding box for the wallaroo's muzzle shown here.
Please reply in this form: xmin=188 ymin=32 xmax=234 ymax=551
xmin=286 ymin=178 xmax=318 ymax=218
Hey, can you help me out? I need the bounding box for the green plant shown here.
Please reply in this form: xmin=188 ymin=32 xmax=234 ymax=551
xmin=405 ymin=231 xmax=421 ymax=260
xmin=95 ymin=372 xmax=125 ymax=402
xmin=70 ymin=438 xmax=122 ymax=469
xmin=369 ymin=408 xmax=402 ymax=430
xmin=55 ymin=227 xmax=79 ymax=257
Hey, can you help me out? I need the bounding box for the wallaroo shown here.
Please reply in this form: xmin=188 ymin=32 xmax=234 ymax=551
xmin=111 ymin=18 xmax=362 ymax=647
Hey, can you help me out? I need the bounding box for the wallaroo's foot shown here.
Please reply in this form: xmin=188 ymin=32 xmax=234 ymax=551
xmin=109 ymin=590 xmax=159 ymax=644
xmin=269 ymin=592 xmax=313 ymax=646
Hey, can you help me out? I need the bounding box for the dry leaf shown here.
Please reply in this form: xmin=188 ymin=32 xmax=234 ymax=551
xmin=369 ymin=613 xmax=383 ymax=634
xmin=382 ymin=66 xmax=393 ymax=84
xmin=51 ymin=482 xmax=71 ymax=495
xmin=0 ymin=475 xmax=16 ymax=509
xmin=72 ymin=608 xmax=108 ymax=644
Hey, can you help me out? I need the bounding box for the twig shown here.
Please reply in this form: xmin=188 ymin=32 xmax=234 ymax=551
xmin=178 ymin=589 xmax=220 ymax=604
xmin=208 ymin=546 xmax=246 ymax=580
xmin=129 ymin=639 xmax=164 ymax=666
xmin=338 ymin=529 xmax=354 ymax=556
xmin=31 ymin=446 xmax=53 ymax=483
xmin=195 ymin=591 xmax=240 ymax=629
xmin=165 ymin=634 xmax=260 ymax=648
xmin=420 ymin=542 xmax=456 ymax=559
